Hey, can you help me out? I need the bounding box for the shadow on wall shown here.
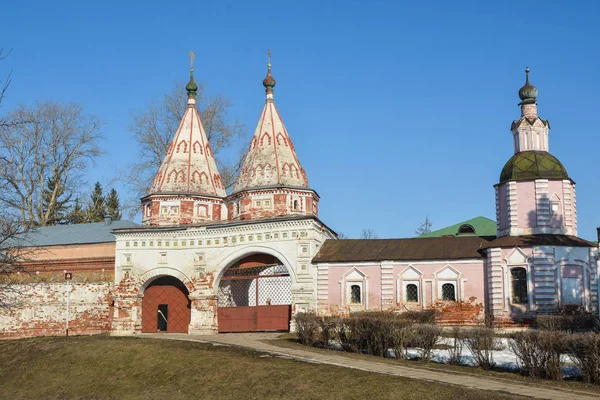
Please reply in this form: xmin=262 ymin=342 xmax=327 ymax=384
xmin=527 ymin=194 xmax=563 ymax=231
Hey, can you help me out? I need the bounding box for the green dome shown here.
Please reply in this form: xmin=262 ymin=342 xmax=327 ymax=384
xmin=500 ymin=151 xmax=569 ymax=183
xmin=186 ymin=72 xmax=198 ymax=99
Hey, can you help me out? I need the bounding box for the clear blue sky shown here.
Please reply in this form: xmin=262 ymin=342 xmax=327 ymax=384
xmin=2 ymin=0 xmax=599 ymax=239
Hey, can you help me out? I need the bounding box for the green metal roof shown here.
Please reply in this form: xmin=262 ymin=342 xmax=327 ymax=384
xmin=418 ymin=216 xmax=497 ymax=238
xmin=499 ymin=150 xmax=569 ymax=184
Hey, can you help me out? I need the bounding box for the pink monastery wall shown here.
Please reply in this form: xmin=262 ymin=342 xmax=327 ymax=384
xmin=322 ymin=260 xmax=486 ymax=323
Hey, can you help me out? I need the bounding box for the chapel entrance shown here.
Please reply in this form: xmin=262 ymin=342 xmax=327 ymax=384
xmin=217 ymin=254 xmax=292 ymax=333
xmin=142 ymin=276 xmax=191 ymax=333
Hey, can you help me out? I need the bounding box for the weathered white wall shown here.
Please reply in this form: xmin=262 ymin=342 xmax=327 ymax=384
xmin=0 ymin=282 xmax=112 ymax=338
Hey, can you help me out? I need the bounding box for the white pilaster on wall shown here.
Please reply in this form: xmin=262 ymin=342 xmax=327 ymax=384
xmin=487 ymin=248 xmax=503 ymax=315
xmin=535 ymin=180 xmax=550 ymax=228
xmin=532 ymin=247 xmax=556 ymax=312
xmin=591 ymin=248 xmax=599 ymax=314
xmin=495 ymin=186 xmax=501 ymax=234
xmin=507 ymin=182 xmax=518 ymax=233
xmin=316 ymin=265 xmax=329 ymax=313
xmin=380 ymin=262 xmax=394 ymax=310
xmin=572 ymin=184 xmax=578 ymax=232
xmin=562 ymin=180 xmax=574 ymax=228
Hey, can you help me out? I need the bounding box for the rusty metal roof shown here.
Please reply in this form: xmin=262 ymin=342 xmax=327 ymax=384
xmin=313 ymin=234 xmax=596 ymax=264
xmin=312 ymin=236 xmax=495 ymax=263
xmin=479 ymin=234 xmax=595 ymax=250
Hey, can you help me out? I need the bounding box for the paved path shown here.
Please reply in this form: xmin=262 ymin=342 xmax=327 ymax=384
xmin=142 ymin=332 xmax=597 ymax=400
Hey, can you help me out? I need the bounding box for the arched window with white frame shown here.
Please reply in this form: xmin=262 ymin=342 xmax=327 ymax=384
xmin=406 ymin=284 xmax=419 ymax=303
xmin=441 ymin=283 xmax=456 ymax=301
xmin=341 ymin=268 xmax=368 ymax=309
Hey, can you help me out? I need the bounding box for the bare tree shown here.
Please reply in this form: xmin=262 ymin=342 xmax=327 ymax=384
xmin=125 ymin=82 xmax=246 ymax=212
xmin=0 ymin=48 xmax=12 ymax=128
xmin=336 ymin=231 xmax=348 ymax=239
xmin=359 ymin=228 xmax=379 ymax=239
xmin=0 ymin=202 xmax=41 ymax=309
xmin=415 ymin=215 xmax=433 ymax=236
xmin=0 ymin=48 xmax=40 ymax=309
xmin=0 ymin=102 xmax=104 ymax=227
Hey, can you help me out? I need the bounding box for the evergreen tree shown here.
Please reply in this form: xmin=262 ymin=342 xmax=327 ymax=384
xmin=67 ymin=198 xmax=87 ymax=224
xmin=105 ymin=188 xmax=122 ymax=220
xmin=42 ymin=174 xmax=71 ymax=225
xmin=86 ymin=182 xmax=106 ymax=222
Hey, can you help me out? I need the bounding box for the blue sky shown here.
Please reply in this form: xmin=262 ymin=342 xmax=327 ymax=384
xmin=2 ymin=0 xmax=599 ymax=239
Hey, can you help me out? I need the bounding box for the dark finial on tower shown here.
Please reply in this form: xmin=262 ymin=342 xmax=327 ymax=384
xmin=186 ymin=51 xmax=198 ymax=100
xmin=263 ymin=49 xmax=276 ymax=99
xmin=518 ymin=67 xmax=538 ymax=105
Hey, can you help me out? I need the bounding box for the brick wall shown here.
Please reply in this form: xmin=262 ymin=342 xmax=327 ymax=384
xmin=0 ymin=282 xmax=113 ymax=338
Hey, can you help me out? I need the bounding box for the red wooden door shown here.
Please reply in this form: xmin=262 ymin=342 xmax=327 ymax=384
xmin=142 ymin=277 xmax=190 ymax=333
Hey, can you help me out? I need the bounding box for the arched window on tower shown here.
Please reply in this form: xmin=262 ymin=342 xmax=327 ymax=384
xmin=511 ymin=268 xmax=528 ymax=304
xmin=350 ymin=285 xmax=361 ymax=304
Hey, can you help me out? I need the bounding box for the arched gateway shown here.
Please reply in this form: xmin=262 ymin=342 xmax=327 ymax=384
xmin=217 ymin=254 xmax=292 ymax=332
xmin=110 ymin=58 xmax=335 ymax=337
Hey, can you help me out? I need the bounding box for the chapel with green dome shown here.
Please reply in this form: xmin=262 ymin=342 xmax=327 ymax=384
xmin=495 ymin=68 xmax=577 ymax=238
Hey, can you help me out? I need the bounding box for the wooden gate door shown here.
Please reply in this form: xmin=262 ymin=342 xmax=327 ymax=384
xmin=217 ymin=264 xmax=291 ymax=333
xmin=142 ymin=276 xmax=191 ymax=333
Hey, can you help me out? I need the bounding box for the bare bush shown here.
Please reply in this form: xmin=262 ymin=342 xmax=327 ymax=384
xmin=509 ymin=331 xmax=564 ymax=380
xmin=294 ymin=312 xmax=320 ymax=346
xmin=318 ymin=316 xmax=338 ymax=347
xmin=389 ymin=320 xmax=413 ymax=360
xmin=398 ymin=310 xmax=436 ymax=324
xmin=464 ymin=328 xmax=500 ymax=370
xmin=411 ymin=324 xmax=441 ymax=361
xmin=565 ymin=333 xmax=600 ymax=384
xmin=447 ymin=327 xmax=465 ymax=365
xmin=536 ymin=309 xmax=597 ymax=333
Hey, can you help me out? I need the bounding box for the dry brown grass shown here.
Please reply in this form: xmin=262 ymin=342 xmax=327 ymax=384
xmin=0 ymin=335 xmax=527 ymax=400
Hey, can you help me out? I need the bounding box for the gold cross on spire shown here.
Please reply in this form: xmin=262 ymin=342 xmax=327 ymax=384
xmin=267 ymin=49 xmax=271 ymax=69
xmin=189 ymin=51 xmax=195 ymax=72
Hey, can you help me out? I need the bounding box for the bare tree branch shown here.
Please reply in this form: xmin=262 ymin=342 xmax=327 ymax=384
xmin=124 ymin=81 xmax=247 ymax=216
xmin=0 ymin=102 xmax=105 ymax=226
xmin=359 ymin=228 xmax=379 ymax=239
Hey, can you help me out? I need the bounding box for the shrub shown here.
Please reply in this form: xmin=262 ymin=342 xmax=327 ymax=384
xmin=464 ymin=328 xmax=499 ymax=370
xmin=388 ymin=320 xmax=413 ymax=360
xmin=398 ymin=310 xmax=437 ymax=324
xmin=294 ymin=312 xmax=320 ymax=346
xmin=536 ymin=308 xmax=598 ymax=333
xmin=536 ymin=315 xmax=565 ymax=332
xmin=509 ymin=331 xmax=564 ymax=380
xmin=334 ymin=318 xmax=359 ymax=353
xmin=410 ymin=324 xmax=441 ymax=361
xmin=318 ymin=316 xmax=339 ymax=347
xmin=565 ymin=333 xmax=600 ymax=384
xmin=447 ymin=327 xmax=465 ymax=365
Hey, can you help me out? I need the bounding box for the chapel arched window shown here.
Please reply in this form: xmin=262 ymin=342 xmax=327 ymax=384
xmin=511 ymin=268 xmax=528 ymax=304
xmin=350 ymin=285 xmax=361 ymax=304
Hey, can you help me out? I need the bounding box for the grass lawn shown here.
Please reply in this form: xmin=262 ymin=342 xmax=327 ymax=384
xmin=0 ymin=335 xmax=529 ymax=400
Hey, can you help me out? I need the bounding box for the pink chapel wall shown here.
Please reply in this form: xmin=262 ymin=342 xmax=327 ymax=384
xmin=322 ymin=260 xmax=486 ymax=322
xmin=516 ymin=181 xmax=536 ymax=229
xmin=326 ymin=265 xmax=382 ymax=311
